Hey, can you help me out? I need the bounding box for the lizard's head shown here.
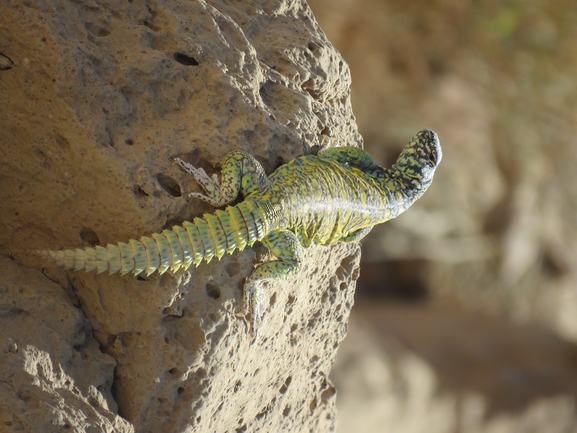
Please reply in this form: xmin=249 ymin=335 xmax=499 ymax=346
xmin=392 ymin=129 xmax=442 ymax=194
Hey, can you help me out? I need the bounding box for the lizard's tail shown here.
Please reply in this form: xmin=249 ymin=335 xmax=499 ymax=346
xmin=37 ymin=201 xmax=269 ymax=276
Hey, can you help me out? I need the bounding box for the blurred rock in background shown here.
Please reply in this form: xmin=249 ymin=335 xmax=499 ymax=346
xmin=307 ymin=0 xmax=577 ymax=431
xmin=333 ymin=301 xmax=577 ymax=433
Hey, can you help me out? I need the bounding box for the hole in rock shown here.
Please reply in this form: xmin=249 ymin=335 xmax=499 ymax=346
xmin=133 ymin=185 xmax=149 ymax=197
xmin=225 ymin=262 xmax=240 ymax=277
xmin=279 ymin=376 xmax=292 ymax=394
xmin=309 ymin=396 xmax=317 ymax=412
xmin=320 ymin=384 xmax=336 ymax=403
xmin=233 ymin=380 xmax=242 ymax=393
xmin=307 ymin=42 xmax=318 ymax=51
xmin=174 ymin=53 xmax=199 ymax=66
xmin=79 ymin=227 xmax=100 ymax=246
xmin=205 ymin=283 xmax=221 ymax=299
xmin=0 ymin=53 xmax=14 ymax=71
xmin=259 ymin=80 xmax=277 ymax=107
xmin=156 ymin=173 xmax=182 ymax=197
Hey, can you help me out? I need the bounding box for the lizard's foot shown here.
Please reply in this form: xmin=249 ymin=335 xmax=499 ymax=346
xmin=174 ymin=157 xmax=213 ymax=182
xmin=174 ymin=151 xmax=271 ymax=208
xmin=174 ymin=157 xmax=227 ymax=206
xmin=319 ymin=135 xmax=339 ymax=150
xmin=236 ymin=281 xmax=264 ymax=338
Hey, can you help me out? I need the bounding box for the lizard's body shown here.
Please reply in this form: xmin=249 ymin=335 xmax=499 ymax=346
xmin=39 ymin=130 xmax=442 ymax=335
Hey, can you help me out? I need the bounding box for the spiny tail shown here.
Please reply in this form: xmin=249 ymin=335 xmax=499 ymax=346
xmin=38 ymin=201 xmax=269 ymax=277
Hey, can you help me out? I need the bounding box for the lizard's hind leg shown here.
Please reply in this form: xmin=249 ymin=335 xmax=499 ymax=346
xmin=175 ymin=151 xmax=270 ymax=207
xmin=239 ymin=229 xmax=304 ymax=337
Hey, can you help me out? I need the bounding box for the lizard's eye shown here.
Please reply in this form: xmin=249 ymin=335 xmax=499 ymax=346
xmin=428 ymin=149 xmax=437 ymax=164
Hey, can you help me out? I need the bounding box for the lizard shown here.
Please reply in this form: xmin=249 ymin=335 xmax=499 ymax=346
xmin=38 ymin=129 xmax=442 ymax=336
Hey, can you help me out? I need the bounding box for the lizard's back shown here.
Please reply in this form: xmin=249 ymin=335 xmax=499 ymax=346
xmin=258 ymin=154 xmax=390 ymax=246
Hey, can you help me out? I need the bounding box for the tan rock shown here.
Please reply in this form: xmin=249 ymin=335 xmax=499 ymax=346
xmin=0 ymin=257 xmax=133 ymax=432
xmin=0 ymin=0 xmax=361 ymax=431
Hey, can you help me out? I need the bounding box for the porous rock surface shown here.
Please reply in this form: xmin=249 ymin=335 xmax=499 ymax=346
xmin=0 ymin=257 xmax=132 ymax=432
xmin=0 ymin=1 xmax=361 ymax=431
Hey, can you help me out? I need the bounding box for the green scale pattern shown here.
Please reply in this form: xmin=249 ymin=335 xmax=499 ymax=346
xmin=39 ymin=130 xmax=442 ymax=336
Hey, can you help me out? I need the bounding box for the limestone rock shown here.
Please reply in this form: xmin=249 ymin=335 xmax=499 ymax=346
xmin=0 ymin=0 xmax=361 ymax=431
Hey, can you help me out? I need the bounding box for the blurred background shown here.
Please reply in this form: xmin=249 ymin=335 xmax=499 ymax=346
xmin=307 ymin=0 xmax=577 ymax=431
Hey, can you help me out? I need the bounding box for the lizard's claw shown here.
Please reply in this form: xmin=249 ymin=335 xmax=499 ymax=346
xmin=319 ymin=135 xmax=340 ymax=151
xmin=175 ymin=158 xmax=218 ymax=190
xmin=237 ymin=281 xmax=264 ymax=339
xmin=174 ymin=157 xmax=198 ymax=174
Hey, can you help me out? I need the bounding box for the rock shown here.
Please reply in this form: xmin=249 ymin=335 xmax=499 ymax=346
xmin=0 ymin=0 xmax=361 ymax=431
xmin=333 ymin=301 xmax=577 ymax=433
xmin=0 ymin=257 xmax=133 ymax=432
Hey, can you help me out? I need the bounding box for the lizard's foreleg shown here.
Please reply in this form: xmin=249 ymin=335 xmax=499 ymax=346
xmin=175 ymin=151 xmax=270 ymax=206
